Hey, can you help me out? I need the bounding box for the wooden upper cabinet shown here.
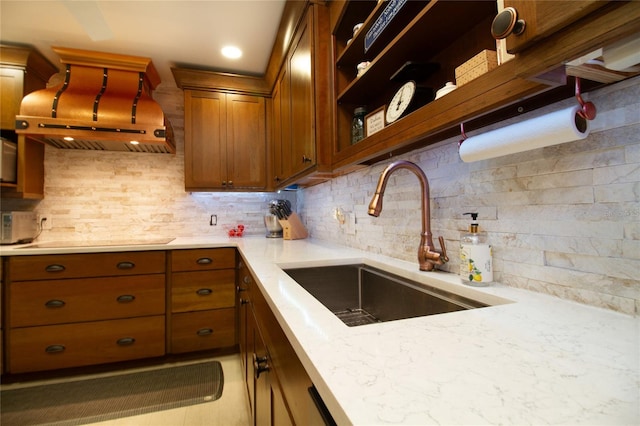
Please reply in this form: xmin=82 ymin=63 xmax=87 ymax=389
xmin=183 ymin=89 xmax=267 ymax=191
xmin=270 ymin=2 xmax=333 ymax=189
xmin=0 ymin=67 xmax=24 ymax=130
xmin=500 ymin=1 xmax=611 ymax=53
xmin=288 ymin=12 xmax=315 ymax=177
xmin=329 ymin=0 xmax=640 ymax=172
xmin=0 ymin=44 xmax=58 ymax=200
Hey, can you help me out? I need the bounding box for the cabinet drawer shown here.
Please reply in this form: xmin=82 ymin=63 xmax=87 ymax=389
xmin=8 ymin=315 xmax=165 ymax=373
xmin=8 ymin=251 xmax=166 ymax=281
xmin=171 ymin=248 xmax=236 ymax=272
xmin=9 ymin=275 xmax=165 ymax=327
xmin=172 ymin=269 xmax=236 ymax=313
xmin=170 ymin=308 xmax=236 ymax=353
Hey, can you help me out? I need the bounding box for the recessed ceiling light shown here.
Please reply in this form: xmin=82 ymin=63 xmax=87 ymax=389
xmin=221 ymin=46 xmax=242 ymax=59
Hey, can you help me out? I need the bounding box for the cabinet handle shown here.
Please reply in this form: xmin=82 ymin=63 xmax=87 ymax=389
xmin=45 ymin=344 xmax=66 ymax=353
xmin=228 ymin=180 xmax=233 ymax=186
xmin=196 ymin=328 xmax=213 ymax=336
xmin=222 ymin=181 xmax=227 ymax=186
xmin=45 ymin=299 xmax=66 ymax=308
xmin=240 ymin=298 xmax=249 ymax=305
xmin=196 ymin=257 xmax=213 ymax=265
xmin=196 ymin=288 xmax=213 ymax=296
xmin=237 ymin=285 xmax=247 ymax=292
xmin=302 ymin=155 xmax=312 ymax=163
xmin=274 ymin=176 xmax=281 ymax=182
xmin=45 ymin=264 xmax=66 ymax=273
xmin=253 ymin=353 xmax=270 ymax=379
xmin=116 ymin=337 xmax=136 ymax=346
xmin=491 ymin=7 xmax=526 ymax=39
xmin=243 ymin=275 xmax=251 ymax=284
xmin=116 ymin=261 xmax=135 ymax=270
xmin=116 ymin=294 xmax=136 ymax=303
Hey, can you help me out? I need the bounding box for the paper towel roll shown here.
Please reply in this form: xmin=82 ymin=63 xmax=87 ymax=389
xmin=459 ymin=106 xmax=590 ymax=162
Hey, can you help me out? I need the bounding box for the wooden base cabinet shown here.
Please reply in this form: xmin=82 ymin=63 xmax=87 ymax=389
xmin=168 ymin=248 xmax=237 ymax=354
xmin=238 ymin=257 xmax=332 ymax=426
xmin=4 ymin=251 xmax=167 ymax=374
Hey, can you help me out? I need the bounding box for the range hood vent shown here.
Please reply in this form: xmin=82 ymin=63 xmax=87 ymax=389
xmin=15 ymin=47 xmax=175 ymax=154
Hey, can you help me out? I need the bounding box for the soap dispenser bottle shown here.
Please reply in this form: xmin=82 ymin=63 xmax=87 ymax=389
xmin=460 ymin=213 xmax=493 ymax=286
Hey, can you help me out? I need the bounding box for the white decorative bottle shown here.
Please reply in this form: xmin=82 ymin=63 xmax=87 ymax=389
xmin=460 ymin=213 xmax=493 ymax=286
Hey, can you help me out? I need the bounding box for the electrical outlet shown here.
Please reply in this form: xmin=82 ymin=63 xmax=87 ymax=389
xmin=37 ymin=214 xmax=52 ymax=230
xmin=209 ymin=214 xmax=217 ymax=226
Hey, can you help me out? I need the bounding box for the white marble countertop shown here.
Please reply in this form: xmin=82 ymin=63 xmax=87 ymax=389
xmin=2 ymin=236 xmax=639 ymax=425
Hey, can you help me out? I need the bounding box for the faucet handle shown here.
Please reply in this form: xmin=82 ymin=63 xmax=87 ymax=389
xmin=438 ymin=236 xmax=449 ymax=263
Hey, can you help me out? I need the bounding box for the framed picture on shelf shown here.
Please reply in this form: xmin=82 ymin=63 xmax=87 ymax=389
xmin=365 ymin=106 xmax=385 ymax=137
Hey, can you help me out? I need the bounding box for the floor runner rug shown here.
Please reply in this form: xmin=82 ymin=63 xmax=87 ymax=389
xmin=1 ymin=361 xmax=224 ymax=426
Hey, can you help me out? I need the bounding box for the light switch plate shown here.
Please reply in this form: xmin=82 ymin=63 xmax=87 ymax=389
xmin=345 ymin=212 xmax=356 ymax=235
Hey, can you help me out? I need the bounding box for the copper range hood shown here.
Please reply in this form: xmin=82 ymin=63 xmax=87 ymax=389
xmin=15 ymin=47 xmax=175 ymax=154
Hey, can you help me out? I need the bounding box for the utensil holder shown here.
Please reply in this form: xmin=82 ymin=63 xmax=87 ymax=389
xmin=278 ymin=213 xmax=308 ymax=240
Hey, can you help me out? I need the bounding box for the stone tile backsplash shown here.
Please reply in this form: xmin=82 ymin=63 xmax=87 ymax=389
xmin=299 ymin=77 xmax=639 ymax=316
xmin=5 ymin=76 xmax=637 ymax=316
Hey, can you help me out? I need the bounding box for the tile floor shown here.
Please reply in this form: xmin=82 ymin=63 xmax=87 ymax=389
xmin=1 ymin=354 xmax=252 ymax=426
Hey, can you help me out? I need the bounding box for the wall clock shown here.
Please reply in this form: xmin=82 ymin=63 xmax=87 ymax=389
xmin=385 ymin=80 xmax=435 ymax=124
xmin=386 ymin=80 xmax=416 ymax=124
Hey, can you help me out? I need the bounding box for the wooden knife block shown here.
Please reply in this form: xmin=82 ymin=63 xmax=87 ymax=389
xmin=278 ymin=213 xmax=308 ymax=240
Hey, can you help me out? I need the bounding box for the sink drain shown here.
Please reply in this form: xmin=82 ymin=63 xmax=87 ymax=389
xmin=333 ymin=308 xmax=380 ymax=327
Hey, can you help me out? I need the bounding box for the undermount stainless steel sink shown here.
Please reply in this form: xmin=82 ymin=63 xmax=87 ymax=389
xmin=282 ymin=263 xmax=497 ymax=327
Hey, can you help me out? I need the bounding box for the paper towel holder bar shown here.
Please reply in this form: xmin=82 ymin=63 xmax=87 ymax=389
xmin=575 ymin=77 xmax=597 ymax=120
xmin=458 ymin=122 xmax=468 ymax=147
xmin=458 ymin=76 xmax=596 ymax=147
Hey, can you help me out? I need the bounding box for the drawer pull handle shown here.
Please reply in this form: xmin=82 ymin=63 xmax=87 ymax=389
xmin=196 ymin=257 xmax=213 ymax=265
xmin=45 ymin=264 xmax=66 ymax=273
xmin=116 ymin=337 xmax=136 ymax=346
xmin=196 ymin=288 xmax=213 ymax=296
xmin=237 ymin=285 xmax=247 ymax=293
xmin=117 ymin=295 xmax=136 ymax=303
xmin=253 ymin=353 xmax=270 ymax=379
xmin=116 ymin=261 xmax=135 ymax=270
xmin=45 ymin=299 xmax=66 ymax=308
xmin=45 ymin=344 xmax=66 ymax=353
xmin=197 ymin=328 xmax=213 ymax=336
xmin=241 ymin=298 xmax=249 ymax=305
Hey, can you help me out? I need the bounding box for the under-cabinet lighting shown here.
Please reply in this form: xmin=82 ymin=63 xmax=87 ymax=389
xmin=63 ymin=136 xmax=74 ymax=141
xmin=130 ymin=140 xmax=139 ymax=145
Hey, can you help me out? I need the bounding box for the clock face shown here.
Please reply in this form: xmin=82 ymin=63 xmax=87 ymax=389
xmin=386 ymin=81 xmax=416 ymax=124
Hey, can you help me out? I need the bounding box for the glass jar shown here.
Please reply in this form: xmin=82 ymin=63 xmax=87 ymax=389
xmin=351 ymin=107 xmax=367 ymax=145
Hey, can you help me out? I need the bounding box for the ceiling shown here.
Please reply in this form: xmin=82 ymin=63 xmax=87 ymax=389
xmin=0 ymin=0 xmax=287 ymax=88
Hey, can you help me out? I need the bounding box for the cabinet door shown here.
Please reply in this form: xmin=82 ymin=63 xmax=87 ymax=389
xmin=184 ymin=90 xmax=227 ymax=190
xmin=0 ymin=67 xmax=24 ymax=129
xmin=238 ymin=260 xmax=251 ymax=385
xmin=271 ymin=67 xmax=291 ymax=185
xmin=253 ymin=318 xmax=271 ymax=426
xmin=502 ymin=1 xmax=609 ymax=53
xmin=227 ymin=94 xmax=267 ymax=190
xmin=288 ymin=9 xmax=315 ymax=177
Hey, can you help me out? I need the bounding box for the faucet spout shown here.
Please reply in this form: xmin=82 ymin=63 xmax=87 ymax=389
xmin=368 ymin=160 xmax=448 ymax=271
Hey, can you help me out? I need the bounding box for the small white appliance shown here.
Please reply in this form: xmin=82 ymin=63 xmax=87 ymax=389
xmin=1 ymin=211 xmax=37 ymax=244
